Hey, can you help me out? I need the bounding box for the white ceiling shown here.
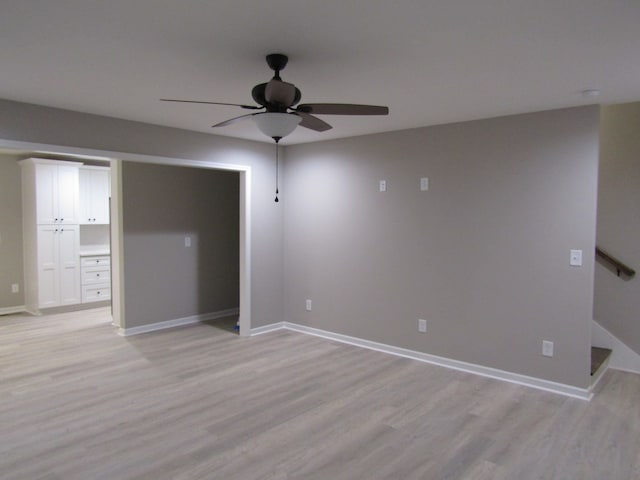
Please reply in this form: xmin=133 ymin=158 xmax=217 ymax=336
xmin=1 ymin=0 xmax=639 ymax=145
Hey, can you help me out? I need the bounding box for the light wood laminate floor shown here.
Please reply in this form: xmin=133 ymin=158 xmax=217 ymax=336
xmin=1 ymin=308 xmax=639 ymax=479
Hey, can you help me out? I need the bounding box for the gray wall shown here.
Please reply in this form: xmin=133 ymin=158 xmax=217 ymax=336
xmin=284 ymin=106 xmax=599 ymax=388
xmin=122 ymin=162 xmax=239 ymax=327
xmin=0 ymin=98 xmax=602 ymax=388
xmin=0 ymin=98 xmax=283 ymax=328
xmin=0 ymin=153 xmax=24 ymax=308
xmin=595 ymin=102 xmax=640 ymax=354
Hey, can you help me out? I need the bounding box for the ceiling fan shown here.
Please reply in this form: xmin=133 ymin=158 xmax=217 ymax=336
xmin=161 ymin=53 xmax=389 ymax=141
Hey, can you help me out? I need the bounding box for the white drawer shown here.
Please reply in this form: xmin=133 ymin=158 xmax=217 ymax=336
xmin=81 ymin=267 xmax=111 ymax=285
xmin=81 ymin=255 xmax=110 ymax=267
xmin=82 ymin=284 xmax=111 ymax=303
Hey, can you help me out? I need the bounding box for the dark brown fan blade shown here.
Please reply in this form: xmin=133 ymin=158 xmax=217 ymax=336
xmin=295 ymin=112 xmax=332 ymax=132
xmin=161 ymin=99 xmax=263 ymax=110
xmin=265 ymin=79 xmax=297 ymax=106
xmin=296 ymin=103 xmax=389 ymax=115
xmin=212 ymin=113 xmax=257 ymax=128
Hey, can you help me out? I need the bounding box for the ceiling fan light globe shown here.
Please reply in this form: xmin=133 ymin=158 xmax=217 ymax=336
xmin=253 ymin=112 xmax=301 ymax=139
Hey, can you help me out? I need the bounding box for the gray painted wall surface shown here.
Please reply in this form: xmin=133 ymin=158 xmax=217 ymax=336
xmin=0 ymin=153 xmax=24 ymax=308
xmin=595 ymin=103 xmax=640 ymax=354
xmin=0 ymin=98 xmax=601 ymax=387
xmin=122 ymin=162 xmax=239 ymax=327
xmin=284 ymin=106 xmax=599 ymax=388
xmin=0 ymin=99 xmax=283 ymax=328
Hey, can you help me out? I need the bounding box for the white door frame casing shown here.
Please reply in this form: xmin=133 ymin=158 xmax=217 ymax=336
xmin=0 ymin=139 xmax=252 ymax=336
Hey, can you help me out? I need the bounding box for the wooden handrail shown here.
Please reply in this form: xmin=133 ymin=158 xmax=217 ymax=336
xmin=596 ymin=247 xmax=636 ymax=278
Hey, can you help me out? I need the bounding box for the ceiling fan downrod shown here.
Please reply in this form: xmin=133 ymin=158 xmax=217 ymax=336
xmin=266 ymin=53 xmax=288 ymax=80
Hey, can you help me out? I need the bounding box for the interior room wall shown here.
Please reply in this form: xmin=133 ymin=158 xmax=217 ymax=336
xmin=0 ymin=153 xmax=24 ymax=309
xmin=595 ymin=102 xmax=640 ymax=354
xmin=121 ymin=162 xmax=239 ymax=327
xmin=0 ymin=98 xmax=284 ymax=328
xmin=283 ymin=106 xmax=599 ymax=389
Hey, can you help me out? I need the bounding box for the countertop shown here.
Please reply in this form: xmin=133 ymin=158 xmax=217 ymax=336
xmin=79 ymin=246 xmax=111 ymax=257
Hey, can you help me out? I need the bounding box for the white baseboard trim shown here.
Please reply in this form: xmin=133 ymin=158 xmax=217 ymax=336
xmin=117 ymin=308 xmax=239 ymax=337
xmin=250 ymin=321 xmax=285 ymax=336
xmin=592 ymin=319 xmax=640 ymax=375
xmin=252 ymin=322 xmax=592 ymax=401
xmin=0 ymin=305 xmax=26 ymax=316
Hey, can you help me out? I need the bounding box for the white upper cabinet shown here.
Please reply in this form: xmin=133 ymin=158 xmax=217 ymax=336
xmin=79 ymin=167 xmax=110 ymax=224
xmin=32 ymin=161 xmax=80 ymax=225
xmin=34 ymin=163 xmax=57 ymax=224
xmin=57 ymin=166 xmax=81 ymax=224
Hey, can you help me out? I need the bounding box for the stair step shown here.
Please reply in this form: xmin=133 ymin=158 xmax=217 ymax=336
xmin=591 ymin=346 xmax=612 ymax=376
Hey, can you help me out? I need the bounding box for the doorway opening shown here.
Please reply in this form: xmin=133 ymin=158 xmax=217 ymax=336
xmin=0 ymin=140 xmax=252 ymax=336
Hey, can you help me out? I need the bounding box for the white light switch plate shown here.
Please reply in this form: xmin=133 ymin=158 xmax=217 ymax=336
xmin=184 ymin=236 xmax=192 ymax=247
xmin=420 ymin=177 xmax=429 ymax=191
xmin=379 ymin=180 xmax=387 ymax=192
xmin=570 ymin=249 xmax=582 ymax=266
xmin=542 ymin=340 xmax=554 ymax=357
xmin=305 ymin=299 xmax=312 ymax=311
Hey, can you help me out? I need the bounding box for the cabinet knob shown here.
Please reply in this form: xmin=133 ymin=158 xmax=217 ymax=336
xmin=97 ymin=274 xmax=100 ymax=277
xmin=96 ymin=260 xmax=99 ymax=263
xmin=54 ymin=218 xmax=58 ymax=222
xmin=97 ymin=291 xmax=101 ymax=295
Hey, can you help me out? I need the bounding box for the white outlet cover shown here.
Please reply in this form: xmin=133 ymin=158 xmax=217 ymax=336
xmin=542 ymin=340 xmax=554 ymax=357
xmin=184 ymin=236 xmax=192 ymax=247
xmin=379 ymin=180 xmax=387 ymax=192
xmin=420 ymin=177 xmax=429 ymax=191
xmin=570 ymin=249 xmax=582 ymax=266
xmin=418 ymin=318 xmax=427 ymax=333
xmin=305 ymin=299 xmax=312 ymax=311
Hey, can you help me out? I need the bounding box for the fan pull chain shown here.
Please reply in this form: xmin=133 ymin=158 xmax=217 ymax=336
xmin=274 ymin=137 xmax=280 ymax=203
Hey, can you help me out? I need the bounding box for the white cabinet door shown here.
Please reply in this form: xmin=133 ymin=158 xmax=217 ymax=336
xmin=58 ymin=225 xmax=81 ymax=305
xmin=37 ymin=225 xmax=80 ymax=308
xmin=35 ymin=164 xmax=58 ymax=224
xmin=79 ymin=167 xmax=110 ymax=224
xmin=37 ymin=225 xmax=60 ymax=308
xmin=79 ymin=168 xmax=92 ymax=224
xmin=89 ymin=169 xmax=110 ymax=224
xmin=35 ymin=163 xmax=79 ymax=225
xmin=57 ymin=166 xmax=80 ymax=224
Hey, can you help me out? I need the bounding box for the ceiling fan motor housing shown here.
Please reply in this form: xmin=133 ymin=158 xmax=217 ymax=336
xmin=252 ymin=83 xmax=301 ymax=110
